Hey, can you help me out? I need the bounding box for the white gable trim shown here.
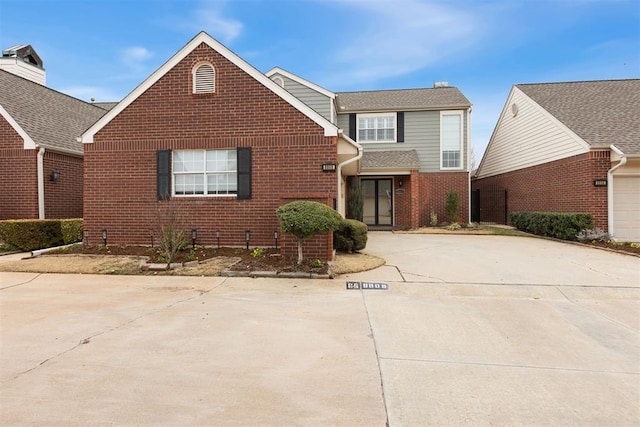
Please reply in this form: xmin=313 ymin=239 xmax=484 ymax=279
xmin=82 ymin=32 xmax=338 ymax=143
xmin=265 ymin=67 xmax=335 ymax=99
xmin=0 ymin=104 xmax=36 ymax=149
xmin=475 ymin=86 xmax=591 ymax=179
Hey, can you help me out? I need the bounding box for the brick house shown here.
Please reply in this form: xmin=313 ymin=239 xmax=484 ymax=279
xmin=81 ymin=32 xmax=360 ymax=260
xmin=266 ymin=68 xmax=473 ymax=228
xmin=472 ymin=80 xmax=640 ymax=242
xmin=0 ymin=45 xmax=108 ymax=220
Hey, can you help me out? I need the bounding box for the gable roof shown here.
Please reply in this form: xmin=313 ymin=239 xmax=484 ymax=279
xmin=336 ymin=87 xmax=471 ymax=113
xmin=517 ymin=79 xmax=640 ymax=155
xmin=265 ymin=67 xmax=335 ymax=99
xmin=82 ymin=32 xmax=339 ymax=143
xmin=0 ymin=69 xmax=108 ymax=155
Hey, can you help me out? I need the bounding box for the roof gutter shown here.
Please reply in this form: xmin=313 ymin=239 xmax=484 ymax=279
xmin=37 ymin=146 xmax=45 ymax=219
xmin=336 ymin=130 xmax=363 ymax=217
xmin=607 ymin=145 xmax=627 ymax=239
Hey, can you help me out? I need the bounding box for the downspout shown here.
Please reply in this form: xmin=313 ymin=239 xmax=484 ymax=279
xmin=37 ymin=146 xmax=45 ymax=219
xmin=467 ymin=106 xmax=472 ymax=223
xmin=336 ymin=130 xmax=363 ymax=217
xmin=607 ymin=145 xmax=627 ymax=239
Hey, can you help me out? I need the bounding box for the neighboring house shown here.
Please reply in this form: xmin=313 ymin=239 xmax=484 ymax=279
xmin=80 ymin=32 xmax=360 ymax=260
xmin=266 ymin=68 xmax=473 ymax=228
xmin=0 ymin=47 xmax=108 ymax=220
xmin=472 ymin=79 xmax=640 ymax=242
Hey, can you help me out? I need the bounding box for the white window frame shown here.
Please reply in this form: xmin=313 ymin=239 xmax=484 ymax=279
xmin=356 ymin=112 xmax=397 ymax=143
xmin=440 ymin=110 xmax=464 ymax=170
xmin=172 ymin=149 xmax=237 ymax=197
xmin=192 ymin=62 xmax=215 ymax=94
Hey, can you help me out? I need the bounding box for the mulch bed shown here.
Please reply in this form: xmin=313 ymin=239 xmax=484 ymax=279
xmin=49 ymin=244 xmax=329 ymax=274
xmin=582 ymin=241 xmax=640 ymax=256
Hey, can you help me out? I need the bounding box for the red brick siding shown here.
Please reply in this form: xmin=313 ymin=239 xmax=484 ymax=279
xmin=419 ymin=172 xmax=469 ymax=226
xmin=43 ymin=152 xmax=83 ymax=218
xmin=471 ymin=152 xmax=610 ymax=230
xmin=0 ymin=148 xmax=38 ymax=219
xmin=0 ymin=116 xmax=39 ymax=219
xmin=84 ymin=44 xmax=337 ymax=260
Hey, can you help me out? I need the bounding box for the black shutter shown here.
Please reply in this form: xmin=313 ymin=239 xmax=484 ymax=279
xmin=397 ymin=112 xmax=404 ymax=143
xmin=157 ymin=150 xmax=171 ymax=200
xmin=237 ymin=147 xmax=252 ymax=200
xmin=349 ymin=114 xmax=356 ymax=140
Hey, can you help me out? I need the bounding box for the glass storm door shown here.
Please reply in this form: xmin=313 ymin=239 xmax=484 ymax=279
xmin=362 ymin=179 xmax=392 ymax=226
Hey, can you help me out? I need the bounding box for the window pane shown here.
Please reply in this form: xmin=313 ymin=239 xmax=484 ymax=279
xmin=175 ymin=174 xmax=205 ymax=195
xmin=442 ymin=115 xmax=461 ymax=151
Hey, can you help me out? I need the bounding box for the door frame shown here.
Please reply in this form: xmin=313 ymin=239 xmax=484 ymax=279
xmin=362 ymin=178 xmax=393 ymax=226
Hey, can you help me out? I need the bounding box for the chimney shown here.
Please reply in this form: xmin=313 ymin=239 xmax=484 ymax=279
xmin=0 ymin=44 xmax=46 ymax=85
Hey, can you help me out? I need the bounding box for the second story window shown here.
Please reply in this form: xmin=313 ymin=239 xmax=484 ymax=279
xmin=357 ymin=113 xmax=396 ymax=143
xmin=441 ymin=111 xmax=463 ymax=169
xmin=193 ymin=63 xmax=215 ymax=94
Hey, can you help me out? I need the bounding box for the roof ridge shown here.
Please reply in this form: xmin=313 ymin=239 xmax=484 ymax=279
xmin=516 ymin=78 xmax=640 ymax=87
xmin=337 ymin=86 xmax=458 ymax=95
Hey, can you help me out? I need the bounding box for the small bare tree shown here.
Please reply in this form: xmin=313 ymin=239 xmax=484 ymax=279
xmin=154 ymin=201 xmax=188 ymax=267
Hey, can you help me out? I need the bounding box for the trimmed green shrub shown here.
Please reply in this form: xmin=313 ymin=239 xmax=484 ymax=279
xmin=0 ymin=219 xmax=83 ymax=251
xmin=509 ymin=212 xmax=593 ymax=241
xmin=347 ymin=177 xmax=363 ymax=222
xmin=445 ymin=190 xmax=459 ymax=223
xmin=0 ymin=220 xmax=63 ymax=251
xmin=60 ymin=219 xmax=83 ymax=244
xmin=276 ymin=200 xmax=343 ymax=264
xmin=334 ymin=219 xmax=368 ymax=253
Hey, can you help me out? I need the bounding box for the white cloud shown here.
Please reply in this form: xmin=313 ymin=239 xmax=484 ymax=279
xmin=58 ymin=85 xmax=124 ymax=103
xmin=121 ymin=46 xmax=154 ymax=72
xmin=195 ymin=4 xmax=243 ymax=43
xmin=331 ymin=0 xmax=482 ymax=84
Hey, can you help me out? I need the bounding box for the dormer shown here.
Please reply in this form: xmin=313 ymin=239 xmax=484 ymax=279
xmin=0 ymin=44 xmax=46 ymax=85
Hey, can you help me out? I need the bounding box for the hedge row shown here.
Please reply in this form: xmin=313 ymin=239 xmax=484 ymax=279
xmin=334 ymin=219 xmax=368 ymax=253
xmin=0 ymin=219 xmax=83 ymax=251
xmin=508 ymin=212 xmax=592 ymax=241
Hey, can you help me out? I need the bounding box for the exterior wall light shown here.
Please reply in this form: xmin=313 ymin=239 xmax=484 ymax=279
xmin=50 ymin=170 xmax=60 ymax=182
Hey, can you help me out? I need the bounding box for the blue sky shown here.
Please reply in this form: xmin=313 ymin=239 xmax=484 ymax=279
xmin=1 ymin=0 xmax=638 ymax=161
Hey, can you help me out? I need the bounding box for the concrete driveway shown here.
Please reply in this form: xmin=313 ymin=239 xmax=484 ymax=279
xmin=1 ymin=232 xmax=638 ymax=425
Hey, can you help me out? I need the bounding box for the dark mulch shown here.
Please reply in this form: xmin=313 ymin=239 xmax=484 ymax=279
xmin=48 ymin=244 xmax=329 ymax=274
xmin=583 ymin=241 xmax=640 ymax=256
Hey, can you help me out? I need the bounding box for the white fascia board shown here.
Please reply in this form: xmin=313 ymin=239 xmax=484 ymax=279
xmin=0 ymin=104 xmax=36 ymax=149
xmin=265 ymin=67 xmax=336 ymax=99
xmin=83 ymin=32 xmax=338 ymax=143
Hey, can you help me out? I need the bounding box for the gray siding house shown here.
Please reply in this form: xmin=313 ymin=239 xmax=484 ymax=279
xmin=267 ymin=69 xmax=472 ymax=228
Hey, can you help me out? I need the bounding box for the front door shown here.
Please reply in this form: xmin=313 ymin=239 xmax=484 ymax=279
xmin=362 ymin=179 xmax=392 ymax=226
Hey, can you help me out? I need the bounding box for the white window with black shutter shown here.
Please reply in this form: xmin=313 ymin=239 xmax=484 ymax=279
xmin=349 ymin=112 xmax=404 ymax=143
xmin=156 ymin=148 xmax=251 ymax=199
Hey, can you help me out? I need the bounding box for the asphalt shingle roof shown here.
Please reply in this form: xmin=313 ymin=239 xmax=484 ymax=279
xmin=517 ymin=79 xmax=640 ymax=155
xmin=336 ymin=87 xmax=471 ymax=113
xmin=362 ymin=150 xmax=420 ymax=170
xmin=0 ymin=69 xmax=108 ymax=154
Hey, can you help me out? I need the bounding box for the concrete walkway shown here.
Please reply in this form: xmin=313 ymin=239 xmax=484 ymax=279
xmin=1 ymin=232 xmax=638 ymax=425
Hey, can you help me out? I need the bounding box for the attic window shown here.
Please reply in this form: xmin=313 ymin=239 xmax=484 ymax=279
xmin=272 ymin=76 xmax=285 ymax=88
xmin=193 ymin=63 xmax=215 ymax=94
